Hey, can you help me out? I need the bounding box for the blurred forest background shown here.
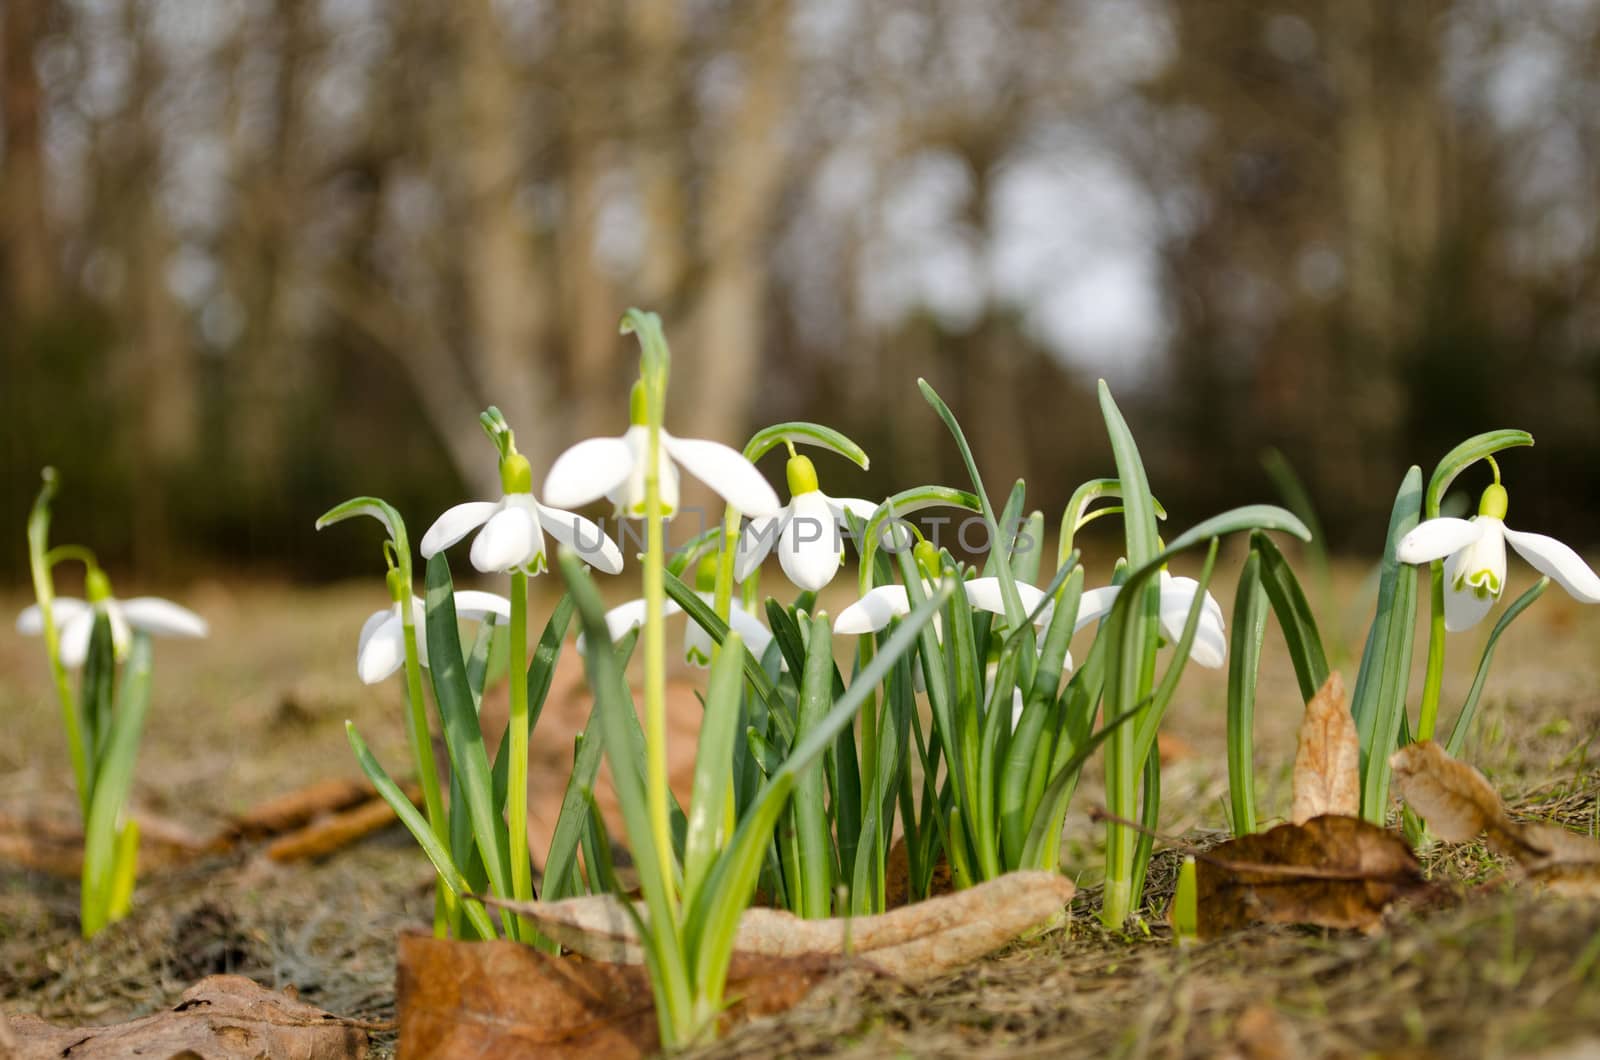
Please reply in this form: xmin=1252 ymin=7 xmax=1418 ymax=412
xmin=3 ymin=0 xmax=1598 ymax=581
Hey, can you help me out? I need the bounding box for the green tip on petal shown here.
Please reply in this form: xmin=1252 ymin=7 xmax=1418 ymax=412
xmin=629 ymin=381 xmax=648 ymax=427
xmin=86 ymin=567 xmax=112 ymax=604
xmin=786 ymin=453 xmax=819 ymax=497
xmin=1479 ymin=483 xmax=1508 ymax=519
xmin=500 ymin=452 xmax=533 ymax=494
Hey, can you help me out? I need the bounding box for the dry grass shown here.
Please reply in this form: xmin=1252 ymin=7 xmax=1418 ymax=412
xmin=3 ymin=560 xmax=1600 ymax=1058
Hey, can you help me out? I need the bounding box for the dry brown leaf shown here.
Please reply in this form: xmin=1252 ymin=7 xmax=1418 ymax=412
xmin=5 ymin=974 xmax=373 ymax=1059
xmin=1389 ymin=740 xmax=1516 ymax=845
xmin=1195 ymin=815 xmax=1430 ymax=937
xmin=266 ymin=796 xmax=411 ymax=863
xmin=0 ymin=811 xmax=210 ymax=878
xmin=225 ymin=777 xmax=379 ymax=840
xmin=396 ymin=932 xmax=830 ymax=1058
xmin=482 ymin=870 xmax=1074 ymax=981
xmin=1391 ymin=740 xmax=1600 ymax=895
xmin=1291 ymin=673 xmax=1360 ymax=825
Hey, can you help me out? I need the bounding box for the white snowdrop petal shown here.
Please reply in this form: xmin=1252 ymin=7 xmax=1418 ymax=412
xmin=537 ymin=501 xmax=623 ymax=575
xmin=16 ymin=598 xmax=90 ymax=635
xmin=120 ymin=597 xmax=209 ymax=638
xmin=1442 ymin=577 xmax=1496 ymax=632
xmin=779 ymin=492 xmax=844 ymax=591
xmin=1397 ymin=517 xmax=1484 ymax=565
xmin=735 ymin=512 xmax=786 ymax=582
xmin=1503 ymin=527 xmax=1600 ymax=604
xmin=834 ymin=585 xmax=911 ymax=634
xmin=469 ymin=505 xmax=539 ymax=573
xmin=662 ymin=433 xmax=781 ymax=517
xmin=727 ymin=603 xmax=776 ymax=661
xmin=357 ymin=613 xmax=408 ymax=684
xmin=1074 ymin=586 xmax=1122 ymax=631
xmin=420 ymin=502 xmax=499 ymax=558
xmin=58 ymin=611 xmax=95 ymax=668
xmin=451 ymin=591 xmax=513 ymax=622
xmin=543 ymin=436 xmax=637 ymax=510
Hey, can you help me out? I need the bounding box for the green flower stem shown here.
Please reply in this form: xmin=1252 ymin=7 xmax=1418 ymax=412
xmin=27 ymin=472 xmax=88 ymax=817
xmin=506 ymin=569 xmax=534 ymax=940
xmin=643 ymin=386 xmax=677 ymax=906
xmin=400 ymin=613 xmax=452 ymax=929
xmin=1416 ymin=564 xmax=1447 ymax=741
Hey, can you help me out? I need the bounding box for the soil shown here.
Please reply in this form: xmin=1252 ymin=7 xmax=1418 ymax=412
xmin=4 ymin=559 xmax=1600 ymax=1058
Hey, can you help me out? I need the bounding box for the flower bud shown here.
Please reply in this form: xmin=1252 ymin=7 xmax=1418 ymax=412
xmin=785 ymin=453 xmax=819 ymax=497
xmin=1478 ymin=483 xmax=1508 ymax=520
xmin=500 ymin=452 xmax=533 ymax=494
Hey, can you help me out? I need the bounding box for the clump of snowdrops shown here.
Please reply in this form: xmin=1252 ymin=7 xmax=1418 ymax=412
xmin=18 ymin=469 xmax=208 ymax=937
xmin=332 ymin=311 xmax=1600 ymax=1046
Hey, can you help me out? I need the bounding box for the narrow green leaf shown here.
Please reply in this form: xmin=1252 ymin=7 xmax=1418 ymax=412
xmin=81 ymin=613 xmax=115 ymax=777
xmin=346 ymin=722 xmax=496 ymax=938
xmin=1425 ymin=430 xmax=1535 ymax=516
xmin=663 ymin=570 xmax=793 ymax=743
xmin=1226 ymin=550 xmax=1269 ymax=836
xmin=1251 ymin=531 xmax=1330 ymax=700
xmin=1352 ymin=467 xmax=1423 ymax=822
xmin=80 ymin=635 xmax=153 ymax=937
xmin=743 ymin=422 xmax=870 ymax=468
xmin=424 ymin=554 xmax=512 ymax=898
xmin=686 ymin=579 xmax=952 ymax=1013
xmin=682 ymin=634 xmax=750 ymax=908
xmin=1446 ymin=578 xmax=1548 ymax=755
xmin=919 ymin=380 xmax=1026 ymax=627
xmin=557 ymin=549 xmax=691 ymax=1024
xmin=791 ymin=613 xmax=836 ymax=918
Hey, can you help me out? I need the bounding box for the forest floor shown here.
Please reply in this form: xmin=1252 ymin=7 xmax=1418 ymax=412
xmin=3 ymin=559 xmax=1600 ymax=1058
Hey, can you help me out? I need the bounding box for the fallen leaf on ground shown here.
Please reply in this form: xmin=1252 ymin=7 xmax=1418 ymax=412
xmin=1391 ymin=740 xmax=1600 ymax=893
xmin=0 ymin=811 xmax=209 ymax=878
xmin=265 ymin=795 xmax=417 ymax=862
xmin=1291 ymin=672 xmax=1360 ymax=824
xmin=397 ymin=931 xmax=830 ymax=1059
xmin=482 ymin=869 xmax=1073 ymax=980
xmin=225 ymin=777 xmax=380 ymax=840
xmin=1195 ymin=815 xmax=1430 ymax=937
xmin=1232 ymin=1003 xmax=1302 ymax=1060
xmin=5 ymin=974 xmax=374 ymax=1059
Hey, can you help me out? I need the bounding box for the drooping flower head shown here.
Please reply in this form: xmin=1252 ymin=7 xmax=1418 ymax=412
xmin=356 ymin=577 xmax=512 ymax=684
xmin=580 ymin=555 xmax=775 ymax=668
xmin=17 ymin=566 xmax=207 ymax=668
xmin=543 ymin=383 xmax=781 ymax=520
xmin=1397 ymin=482 xmax=1600 ymax=631
xmin=421 ymin=407 xmax=623 ymax=576
xmin=735 ymin=452 xmax=878 ymax=592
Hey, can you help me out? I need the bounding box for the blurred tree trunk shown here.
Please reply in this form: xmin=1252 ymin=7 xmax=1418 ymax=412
xmin=112 ymin=0 xmax=195 ymax=572
xmin=1327 ymin=0 xmax=1450 ymax=497
xmin=1 ymin=0 xmax=58 ymax=319
xmin=677 ymin=0 xmax=792 ymax=457
xmin=457 ymin=0 xmax=556 ymax=469
xmin=559 ymin=0 xmax=623 ymax=439
xmin=227 ymin=0 xmax=313 ymax=505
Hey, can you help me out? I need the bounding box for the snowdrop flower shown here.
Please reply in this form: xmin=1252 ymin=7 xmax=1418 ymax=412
xmin=835 ymin=575 xmax=1056 ymax=637
xmin=1071 ymin=570 xmax=1227 ymax=669
xmin=578 ymin=595 xmax=774 ymax=668
xmin=356 ymin=589 xmax=511 ymax=684
xmin=421 ymin=410 xmax=623 ymax=576
xmin=735 ymin=454 xmax=877 ymax=592
xmin=1396 ymin=482 xmax=1600 ymax=631
xmin=542 ymin=383 xmax=781 ymax=519
xmin=17 ymin=569 xmax=207 ymax=668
